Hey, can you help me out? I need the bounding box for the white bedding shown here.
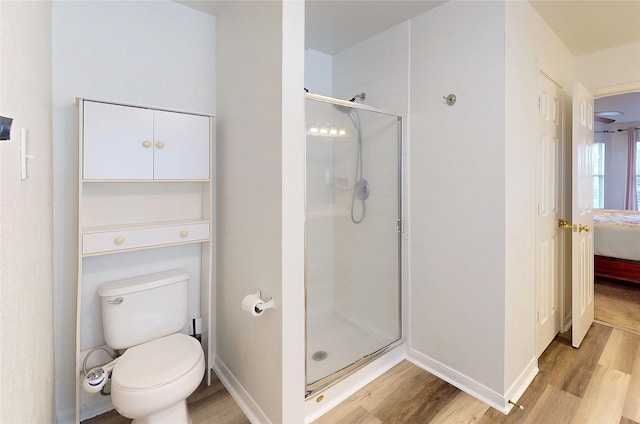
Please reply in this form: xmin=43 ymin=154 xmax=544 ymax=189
xmin=594 ymin=209 xmax=640 ymax=261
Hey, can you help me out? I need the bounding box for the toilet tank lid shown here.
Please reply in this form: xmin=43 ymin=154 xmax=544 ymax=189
xmin=98 ymin=269 xmax=190 ymax=298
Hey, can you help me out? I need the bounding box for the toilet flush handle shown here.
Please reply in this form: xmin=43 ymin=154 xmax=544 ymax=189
xmin=107 ymin=297 xmax=124 ymax=305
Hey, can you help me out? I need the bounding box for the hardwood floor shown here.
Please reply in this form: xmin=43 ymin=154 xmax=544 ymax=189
xmin=317 ymin=323 xmax=640 ymax=424
xmin=85 ymin=322 xmax=640 ymax=424
xmin=81 ymin=372 xmax=249 ymax=424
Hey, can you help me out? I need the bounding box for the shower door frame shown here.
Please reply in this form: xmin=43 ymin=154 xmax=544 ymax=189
xmin=304 ymin=93 xmax=404 ymax=398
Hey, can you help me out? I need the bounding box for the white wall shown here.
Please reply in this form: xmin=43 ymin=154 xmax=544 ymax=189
xmin=216 ymin=4 xmax=305 ymax=421
xmin=280 ymin=4 xmax=306 ymax=421
xmin=333 ymin=22 xmax=409 ymax=115
xmin=504 ymin=0 xmax=575 ymax=393
xmin=409 ymin=0 xmax=507 ymax=397
xmin=215 ymin=2 xmax=305 ymax=422
xmin=51 ymin=2 xmax=215 ymax=421
xmin=305 ymin=49 xmax=332 ymax=96
xmin=0 ymin=1 xmax=54 ymax=422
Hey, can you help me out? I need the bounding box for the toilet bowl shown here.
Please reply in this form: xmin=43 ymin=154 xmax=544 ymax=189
xmin=94 ymin=269 xmax=205 ymax=424
xmin=110 ymin=333 xmax=205 ymax=423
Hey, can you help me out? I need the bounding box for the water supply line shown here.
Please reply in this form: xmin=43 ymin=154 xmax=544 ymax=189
xmin=349 ymin=108 xmax=369 ymax=224
xmin=346 ymin=93 xmax=369 ymax=224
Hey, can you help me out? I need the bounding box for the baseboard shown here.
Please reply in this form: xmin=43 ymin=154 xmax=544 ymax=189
xmin=305 ymin=343 xmax=405 ymax=423
xmin=504 ymin=357 xmax=538 ymax=411
xmin=55 ymin=407 xmax=77 ymax=424
xmin=406 ymin=347 xmax=522 ymax=414
xmin=213 ymin=357 xmax=272 ymax=424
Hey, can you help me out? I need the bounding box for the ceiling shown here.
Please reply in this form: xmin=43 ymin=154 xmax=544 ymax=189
xmin=304 ymin=1 xmax=445 ymax=54
xmin=595 ymin=92 xmax=640 ymax=125
xmin=178 ymin=1 xmax=639 ymax=120
xmin=308 ymin=0 xmax=640 ymax=56
xmin=179 ymin=1 xmax=640 ymax=56
xmin=529 ymin=1 xmax=640 ymax=56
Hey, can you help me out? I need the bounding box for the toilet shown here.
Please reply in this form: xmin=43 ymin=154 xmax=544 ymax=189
xmin=97 ymin=268 xmax=205 ymax=424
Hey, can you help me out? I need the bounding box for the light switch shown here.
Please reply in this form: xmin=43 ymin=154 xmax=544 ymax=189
xmin=20 ymin=128 xmax=35 ymax=181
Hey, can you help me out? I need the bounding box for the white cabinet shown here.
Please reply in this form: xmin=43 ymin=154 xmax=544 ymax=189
xmin=83 ymin=101 xmax=210 ymax=180
xmin=76 ymin=98 xmax=215 ymax=421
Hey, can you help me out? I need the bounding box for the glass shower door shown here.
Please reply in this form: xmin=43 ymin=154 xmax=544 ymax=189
xmin=305 ymin=95 xmax=402 ymax=394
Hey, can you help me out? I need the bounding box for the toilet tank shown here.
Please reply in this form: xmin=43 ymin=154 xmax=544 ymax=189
xmin=98 ymin=268 xmax=190 ymax=349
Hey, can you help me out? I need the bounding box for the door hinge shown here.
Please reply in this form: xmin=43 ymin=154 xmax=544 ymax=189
xmin=397 ymin=219 xmax=404 ymax=234
xmin=538 ymin=96 xmax=542 ymax=111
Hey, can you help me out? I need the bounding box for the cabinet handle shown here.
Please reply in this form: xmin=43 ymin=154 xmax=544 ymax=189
xmin=155 ymin=141 xmax=165 ymax=149
xmin=114 ymin=236 xmax=125 ymax=245
xmin=180 ymin=230 xmax=189 ymax=238
xmin=142 ymin=140 xmax=152 ymax=148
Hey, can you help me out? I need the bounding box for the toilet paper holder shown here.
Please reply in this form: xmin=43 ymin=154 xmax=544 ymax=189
xmin=253 ymin=290 xmax=274 ymax=312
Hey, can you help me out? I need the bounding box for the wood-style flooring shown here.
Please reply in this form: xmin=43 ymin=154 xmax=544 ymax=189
xmin=595 ymin=278 xmax=640 ymax=334
xmin=85 ymin=322 xmax=640 ymax=424
xmin=316 ymin=323 xmax=640 ymax=424
xmin=81 ymin=373 xmax=249 ymax=424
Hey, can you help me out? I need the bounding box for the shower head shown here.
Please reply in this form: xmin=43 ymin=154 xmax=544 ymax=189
xmin=349 ymin=92 xmax=366 ymax=103
xmin=334 ymin=92 xmax=366 ymax=114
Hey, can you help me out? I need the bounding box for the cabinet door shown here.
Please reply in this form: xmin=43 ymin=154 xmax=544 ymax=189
xmin=153 ymin=110 xmax=210 ymax=180
xmin=83 ymin=101 xmax=154 ymax=179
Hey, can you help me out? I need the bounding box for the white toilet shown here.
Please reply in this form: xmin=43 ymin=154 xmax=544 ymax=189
xmin=97 ymin=268 xmax=205 ymax=424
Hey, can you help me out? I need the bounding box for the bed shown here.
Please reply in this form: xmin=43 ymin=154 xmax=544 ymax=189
xmin=594 ymin=209 xmax=640 ymax=284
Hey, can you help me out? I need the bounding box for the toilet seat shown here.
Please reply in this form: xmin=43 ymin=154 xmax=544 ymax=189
xmin=112 ymin=333 xmax=203 ymax=391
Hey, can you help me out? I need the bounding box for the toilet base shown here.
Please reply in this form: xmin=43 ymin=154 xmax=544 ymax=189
xmin=130 ymin=400 xmax=191 ymax=424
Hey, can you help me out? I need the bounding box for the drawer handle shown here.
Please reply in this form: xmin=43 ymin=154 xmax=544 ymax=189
xmin=180 ymin=230 xmax=189 ymax=238
xmin=155 ymin=141 xmax=165 ymax=149
xmin=114 ymin=236 xmax=125 ymax=245
xmin=142 ymin=140 xmax=152 ymax=148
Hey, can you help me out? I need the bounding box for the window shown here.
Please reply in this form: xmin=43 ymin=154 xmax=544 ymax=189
xmin=593 ymin=142 xmax=605 ymax=209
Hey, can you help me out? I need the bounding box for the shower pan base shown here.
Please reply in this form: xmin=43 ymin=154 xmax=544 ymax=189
xmin=306 ymin=314 xmax=389 ymax=386
xmin=304 ymin=342 xmax=404 ymax=423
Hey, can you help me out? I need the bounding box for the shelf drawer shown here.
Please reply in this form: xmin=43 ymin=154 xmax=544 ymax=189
xmin=83 ymin=222 xmax=210 ymax=255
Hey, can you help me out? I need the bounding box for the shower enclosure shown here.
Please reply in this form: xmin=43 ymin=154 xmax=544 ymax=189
xmin=305 ymin=93 xmax=402 ymax=396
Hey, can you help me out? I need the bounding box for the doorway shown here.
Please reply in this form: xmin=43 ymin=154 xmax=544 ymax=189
xmin=592 ymin=91 xmax=640 ymax=333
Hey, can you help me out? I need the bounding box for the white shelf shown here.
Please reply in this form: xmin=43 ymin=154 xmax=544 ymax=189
xmin=82 ymin=217 xmax=211 ymax=234
xmin=82 ymin=220 xmax=210 ymax=256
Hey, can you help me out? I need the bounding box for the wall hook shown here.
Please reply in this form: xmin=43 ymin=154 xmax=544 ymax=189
xmin=443 ymin=94 xmax=457 ymax=106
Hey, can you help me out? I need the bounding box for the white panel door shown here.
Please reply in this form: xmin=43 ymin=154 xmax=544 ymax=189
xmin=536 ymin=73 xmax=563 ymax=356
xmin=571 ymin=82 xmax=595 ymax=348
xmin=83 ymin=101 xmax=154 ymax=180
xmin=153 ymin=111 xmax=210 ymax=180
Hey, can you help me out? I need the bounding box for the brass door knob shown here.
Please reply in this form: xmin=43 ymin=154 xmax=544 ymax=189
xmin=578 ymin=224 xmax=590 ymax=233
xmin=558 ymin=219 xmax=572 ymax=231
